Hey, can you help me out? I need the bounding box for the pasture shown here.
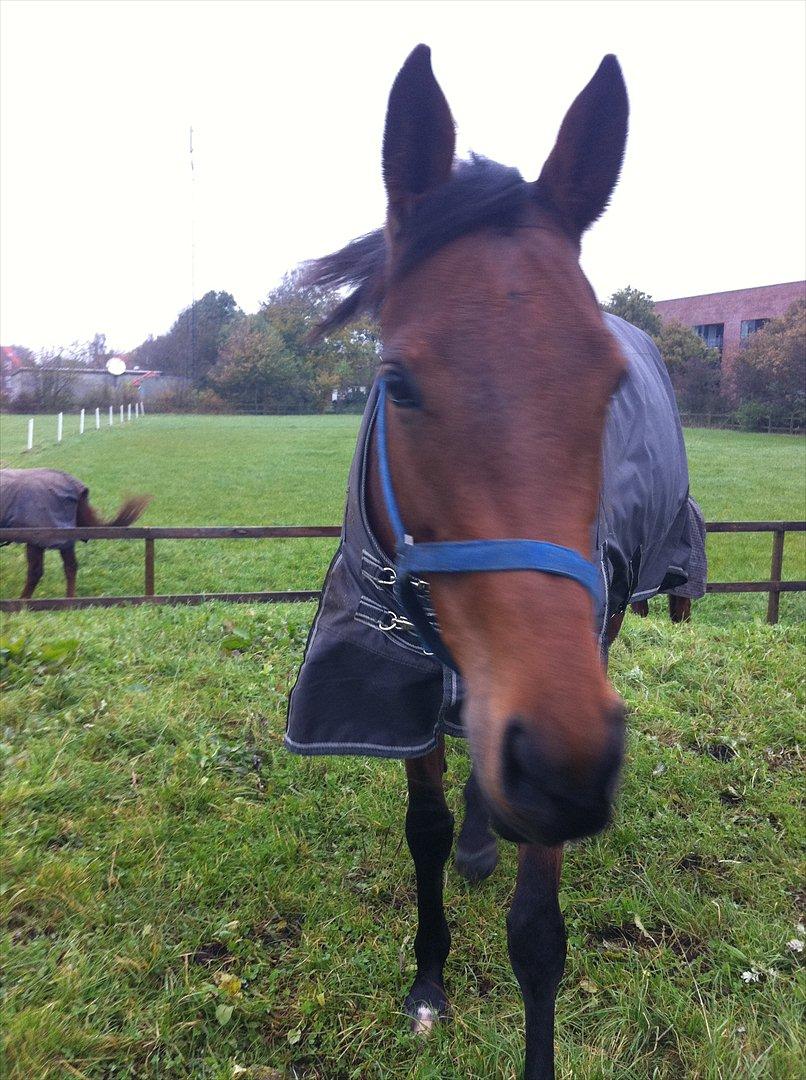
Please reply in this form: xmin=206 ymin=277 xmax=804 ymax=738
xmin=2 ymin=413 xmax=805 ymax=1078
xmin=1 ymin=412 xmax=805 ymax=614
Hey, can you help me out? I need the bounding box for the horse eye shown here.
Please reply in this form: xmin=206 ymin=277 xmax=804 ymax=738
xmin=383 ymin=366 xmax=421 ymax=409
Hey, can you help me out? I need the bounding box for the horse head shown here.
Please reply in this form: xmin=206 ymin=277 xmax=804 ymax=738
xmin=312 ymin=46 xmax=631 ymax=846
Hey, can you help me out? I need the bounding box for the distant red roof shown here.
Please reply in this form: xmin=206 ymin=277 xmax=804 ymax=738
xmin=1 ymin=346 xmax=23 ymax=370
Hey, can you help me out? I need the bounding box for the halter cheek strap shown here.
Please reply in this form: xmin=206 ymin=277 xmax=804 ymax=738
xmin=376 ymin=379 xmax=604 ymax=669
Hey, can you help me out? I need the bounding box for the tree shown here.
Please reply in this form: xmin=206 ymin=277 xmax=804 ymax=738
xmin=210 ymin=275 xmax=380 ymax=412
xmin=211 ymin=312 xmax=322 ymax=411
xmin=602 ymin=286 xmax=662 ymax=337
xmin=128 ymin=291 xmax=240 ymax=381
xmin=654 ymin=320 xmax=722 ymax=413
xmin=88 ymin=333 xmax=109 ymax=366
xmin=730 ymin=299 xmax=806 ymax=425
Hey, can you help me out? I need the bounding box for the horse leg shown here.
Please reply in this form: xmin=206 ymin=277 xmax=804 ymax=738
xmin=403 ymin=740 xmax=454 ymax=1031
xmin=455 ymin=767 xmax=499 ymax=883
xmin=669 ymin=594 xmax=691 ymax=623
xmin=508 ymin=843 xmax=566 ymax=1080
xmin=630 ymin=599 xmax=649 ymax=617
xmin=20 ymin=545 xmax=44 ymax=599
xmin=60 ymin=544 xmax=78 ymax=597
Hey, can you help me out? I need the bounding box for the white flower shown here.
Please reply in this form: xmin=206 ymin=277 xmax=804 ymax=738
xmin=741 ymin=969 xmax=761 ymax=983
xmin=786 ymin=939 xmax=804 ymax=953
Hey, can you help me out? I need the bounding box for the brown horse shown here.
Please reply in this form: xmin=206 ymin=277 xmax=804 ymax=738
xmin=0 ymin=468 xmax=150 ymax=598
xmin=291 ymin=46 xmax=704 ymax=1078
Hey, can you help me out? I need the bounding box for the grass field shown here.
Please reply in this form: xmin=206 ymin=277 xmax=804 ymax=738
xmin=2 ymin=412 xmax=805 ymax=1078
xmin=1 ymin=412 xmax=805 ymax=618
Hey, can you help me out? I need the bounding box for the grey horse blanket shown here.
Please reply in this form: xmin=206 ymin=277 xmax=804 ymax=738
xmin=0 ymin=469 xmax=88 ymax=550
xmin=286 ymin=314 xmax=707 ymax=759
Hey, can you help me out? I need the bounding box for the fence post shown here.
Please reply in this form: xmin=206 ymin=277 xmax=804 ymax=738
xmin=767 ymin=528 xmax=785 ymax=624
xmin=57 ymin=413 xmax=63 ymax=442
xmin=144 ymin=539 xmax=155 ymax=596
xmin=95 ymin=407 xmax=100 ymax=430
xmin=79 ymin=408 xmax=85 ymax=434
xmin=140 ymin=399 xmax=146 ymax=416
xmin=109 ymin=405 xmax=114 ymax=426
xmin=120 ymin=404 xmax=124 ymax=423
xmin=128 ymin=403 xmax=132 ymax=422
xmin=26 ymin=418 xmax=34 ymax=451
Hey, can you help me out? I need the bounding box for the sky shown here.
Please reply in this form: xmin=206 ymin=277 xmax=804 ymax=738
xmin=1 ymin=0 xmax=804 ymax=354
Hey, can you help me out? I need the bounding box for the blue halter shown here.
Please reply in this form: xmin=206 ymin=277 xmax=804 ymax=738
xmin=375 ymin=378 xmax=604 ymax=669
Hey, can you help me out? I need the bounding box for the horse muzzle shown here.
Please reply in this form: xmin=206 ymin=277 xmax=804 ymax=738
xmin=489 ymin=707 xmax=626 ymax=846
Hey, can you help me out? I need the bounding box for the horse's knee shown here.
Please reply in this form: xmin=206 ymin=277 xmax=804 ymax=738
xmin=406 ymin=801 xmax=454 ymax=865
xmin=507 ymin=898 xmax=567 ymax=993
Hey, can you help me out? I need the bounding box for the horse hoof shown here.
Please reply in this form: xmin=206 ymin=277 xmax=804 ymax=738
xmin=404 ymin=986 xmax=449 ymax=1035
xmin=455 ymin=839 xmax=499 ymax=883
xmin=410 ymin=1003 xmax=438 ymax=1035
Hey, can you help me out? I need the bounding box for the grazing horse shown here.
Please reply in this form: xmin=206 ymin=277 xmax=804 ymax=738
xmin=286 ymin=47 xmax=706 ymax=1078
xmin=0 ymin=468 xmax=150 ymax=598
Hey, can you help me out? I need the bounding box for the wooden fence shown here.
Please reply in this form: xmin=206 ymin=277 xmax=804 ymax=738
xmin=0 ymin=522 xmax=804 ymax=623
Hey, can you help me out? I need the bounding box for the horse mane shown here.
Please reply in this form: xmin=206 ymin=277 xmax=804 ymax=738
xmin=304 ymin=157 xmax=535 ymax=340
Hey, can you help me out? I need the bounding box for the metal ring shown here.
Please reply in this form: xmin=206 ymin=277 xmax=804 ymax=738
xmin=376 ymin=566 xmax=397 ymax=586
xmin=378 ymin=611 xmax=415 ymax=633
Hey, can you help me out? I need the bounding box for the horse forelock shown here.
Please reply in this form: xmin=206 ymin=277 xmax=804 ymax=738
xmin=304 ymin=157 xmax=539 ymax=340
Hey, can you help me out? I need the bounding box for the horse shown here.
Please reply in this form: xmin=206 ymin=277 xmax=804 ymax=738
xmin=286 ymin=46 xmax=706 ymax=1078
xmin=0 ymin=468 xmax=150 ymax=599
xmin=631 ymin=594 xmax=692 ymax=621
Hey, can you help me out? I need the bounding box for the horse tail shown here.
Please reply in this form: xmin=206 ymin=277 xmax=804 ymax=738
xmin=76 ymin=492 xmax=152 ymax=528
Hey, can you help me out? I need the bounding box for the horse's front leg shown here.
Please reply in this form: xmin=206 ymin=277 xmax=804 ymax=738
xmin=403 ymin=739 xmax=454 ymax=1031
xmin=508 ymin=843 xmax=566 ymax=1080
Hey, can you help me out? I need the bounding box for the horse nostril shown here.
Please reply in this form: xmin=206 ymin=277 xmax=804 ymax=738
xmin=501 ymin=720 xmax=549 ymax=807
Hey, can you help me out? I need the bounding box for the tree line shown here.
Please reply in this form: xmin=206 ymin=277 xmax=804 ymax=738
xmin=602 ymin=286 xmax=804 ymax=430
xmin=3 ymin=279 xmax=803 ymax=429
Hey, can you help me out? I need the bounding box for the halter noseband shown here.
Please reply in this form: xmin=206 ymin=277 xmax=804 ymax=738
xmin=376 ymin=378 xmax=604 ymax=670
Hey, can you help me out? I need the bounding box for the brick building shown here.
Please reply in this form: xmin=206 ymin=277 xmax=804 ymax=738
xmin=654 ymin=280 xmax=805 ymax=373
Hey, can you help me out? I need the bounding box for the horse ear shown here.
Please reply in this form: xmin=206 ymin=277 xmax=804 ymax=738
xmin=534 ymin=55 xmax=628 ymax=239
xmin=383 ymin=45 xmax=455 ymax=228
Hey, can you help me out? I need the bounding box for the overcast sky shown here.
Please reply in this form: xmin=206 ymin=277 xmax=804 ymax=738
xmin=1 ymin=0 xmax=804 ymax=354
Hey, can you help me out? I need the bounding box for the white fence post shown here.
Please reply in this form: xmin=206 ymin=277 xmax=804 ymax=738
xmin=26 ymin=418 xmax=34 ymax=451
xmin=95 ymin=407 xmax=100 ymax=429
xmin=57 ymin=412 xmax=63 ymax=442
xmin=120 ymin=404 xmax=124 ymax=423
xmin=140 ymin=399 xmax=146 ymax=416
xmin=109 ymin=405 xmax=114 ymax=426
xmin=134 ymin=402 xmax=139 ymax=418
xmin=79 ymin=408 xmax=85 ymax=434
xmin=127 ymin=402 xmax=132 ymax=422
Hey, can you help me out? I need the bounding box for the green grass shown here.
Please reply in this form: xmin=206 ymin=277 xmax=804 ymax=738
xmin=2 ymin=605 xmax=803 ymax=1078
xmin=1 ymin=413 xmax=805 ymax=1077
xmin=1 ymin=414 xmax=804 ymax=621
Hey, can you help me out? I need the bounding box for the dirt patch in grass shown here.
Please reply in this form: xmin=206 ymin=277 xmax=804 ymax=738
xmin=250 ymin=912 xmax=305 ymax=949
xmin=589 ymin=922 xmax=706 ymax=963
xmin=190 ymin=940 xmax=231 ymax=966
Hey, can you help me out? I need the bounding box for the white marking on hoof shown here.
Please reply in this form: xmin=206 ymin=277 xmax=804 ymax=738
xmin=412 ymin=1004 xmax=436 ymax=1035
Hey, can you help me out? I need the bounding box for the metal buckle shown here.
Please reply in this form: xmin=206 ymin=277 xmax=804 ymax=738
xmin=378 ymin=610 xmax=415 ymax=633
xmin=376 ymin=566 xmax=397 ymax=586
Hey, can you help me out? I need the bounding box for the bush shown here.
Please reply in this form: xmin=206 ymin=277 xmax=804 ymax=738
xmin=146 ymin=387 xmax=227 ymax=414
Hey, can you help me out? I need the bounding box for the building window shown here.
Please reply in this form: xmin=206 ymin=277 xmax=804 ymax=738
xmin=694 ymin=323 xmax=724 ymax=351
xmin=740 ymin=318 xmax=769 ymax=341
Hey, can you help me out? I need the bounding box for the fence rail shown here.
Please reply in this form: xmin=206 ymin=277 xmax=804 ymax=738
xmin=1 ymin=522 xmax=803 ymax=622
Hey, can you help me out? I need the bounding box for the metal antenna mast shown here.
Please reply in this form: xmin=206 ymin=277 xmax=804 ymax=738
xmin=189 ymin=125 xmax=196 ymax=383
